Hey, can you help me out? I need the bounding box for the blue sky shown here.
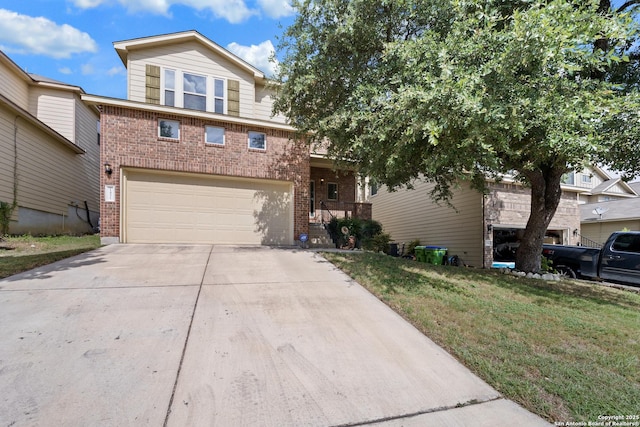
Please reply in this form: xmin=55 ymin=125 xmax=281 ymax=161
xmin=0 ymin=0 xmax=295 ymax=99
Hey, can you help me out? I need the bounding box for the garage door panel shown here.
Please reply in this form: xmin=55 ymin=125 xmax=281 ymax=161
xmin=124 ymin=170 xmax=293 ymax=245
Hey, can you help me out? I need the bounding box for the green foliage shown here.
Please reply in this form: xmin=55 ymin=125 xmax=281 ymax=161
xmin=0 ymin=234 xmax=100 ymax=279
xmin=326 ymin=217 xmax=386 ymax=249
xmin=276 ymin=0 xmax=640 ymax=272
xmin=540 ymin=255 xmax=554 ymax=273
xmin=405 ymin=239 xmax=421 ymax=256
xmin=362 ymin=232 xmax=391 ymax=253
xmin=0 ymin=200 xmax=16 ymax=236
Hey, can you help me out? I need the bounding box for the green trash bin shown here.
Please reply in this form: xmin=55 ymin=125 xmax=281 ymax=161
xmin=414 ymin=246 xmax=426 ymax=262
xmin=424 ymin=246 xmax=447 ymax=265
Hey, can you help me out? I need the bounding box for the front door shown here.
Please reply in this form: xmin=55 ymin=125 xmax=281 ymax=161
xmin=309 ymin=181 xmax=315 ymax=218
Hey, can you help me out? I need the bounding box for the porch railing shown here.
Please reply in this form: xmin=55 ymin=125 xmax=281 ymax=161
xmin=576 ymin=232 xmax=603 ymax=249
xmin=318 ymin=200 xmax=372 ymax=224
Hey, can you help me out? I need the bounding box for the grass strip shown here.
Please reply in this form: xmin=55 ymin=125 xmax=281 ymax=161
xmin=0 ymin=235 xmax=100 ymax=279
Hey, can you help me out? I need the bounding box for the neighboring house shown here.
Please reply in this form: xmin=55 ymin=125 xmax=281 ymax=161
xmin=579 ymin=189 xmax=640 ymax=246
xmin=370 ymin=166 xmax=636 ymax=268
xmin=82 ymin=31 xmax=368 ymax=246
xmin=564 ymin=166 xmax=638 ymax=204
xmin=0 ymin=51 xmax=100 ymax=235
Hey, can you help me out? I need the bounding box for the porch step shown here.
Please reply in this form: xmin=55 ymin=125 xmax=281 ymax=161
xmin=307 ymin=223 xmax=335 ymax=249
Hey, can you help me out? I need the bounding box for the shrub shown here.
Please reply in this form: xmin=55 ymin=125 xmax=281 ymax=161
xmin=405 ymin=239 xmax=421 ymax=256
xmin=362 ymin=232 xmax=391 ymax=253
xmin=326 ymin=217 xmax=386 ymax=249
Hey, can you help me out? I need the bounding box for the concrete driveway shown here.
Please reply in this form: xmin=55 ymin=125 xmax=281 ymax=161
xmin=0 ymin=245 xmax=550 ymax=426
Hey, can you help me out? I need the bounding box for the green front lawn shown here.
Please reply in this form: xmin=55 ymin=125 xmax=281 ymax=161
xmin=0 ymin=234 xmax=101 ymax=279
xmin=323 ymin=251 xmax=640 ymax=423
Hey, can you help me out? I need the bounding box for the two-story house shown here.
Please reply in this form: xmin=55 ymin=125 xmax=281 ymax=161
xmin=370 ymin=166 xmax=637 ymax=268
xmin=0 ymin=51 xmax=100 ymax=235
xmin=82 ymin=31 xmax=368 ymax=246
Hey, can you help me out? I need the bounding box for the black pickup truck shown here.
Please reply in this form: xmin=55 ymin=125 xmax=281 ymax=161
xmin=542 ymin=231 xmax=640 ymax=286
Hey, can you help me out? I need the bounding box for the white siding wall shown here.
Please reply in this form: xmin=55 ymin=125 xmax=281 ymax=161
xmin=127 ymin=41 xmax=256 ymax=117
xmin=255 ymin=83 xmax=286 ymax=123
xmin=29 ymin=87 xmax=75 ymax=141
xmin=371 ymin=180 xmax=484 ymax=267
xmin=0 ymin=62 xmax=29 ymax=109
xmin=0 ymin=104 xmax=98 ymax=218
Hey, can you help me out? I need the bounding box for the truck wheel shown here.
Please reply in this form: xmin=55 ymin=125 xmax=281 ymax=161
xmin=556 ymin=265 xmax=577 ymax=279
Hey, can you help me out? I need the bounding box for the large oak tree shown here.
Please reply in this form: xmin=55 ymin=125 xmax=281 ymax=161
xmin=274 ymin=0 xmax=640 ymax=272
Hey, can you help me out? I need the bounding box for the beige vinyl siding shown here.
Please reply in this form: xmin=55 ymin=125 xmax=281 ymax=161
xmin=0 ymin=106 xmax=16 ymax=204
xmin=0 ymin=63 xmax=30 ymax=110
xmin=372 ymin=180 xmax=484 ymax=267
xmin=576 ymin=168 xmax=603 ymax=190
xmin=0 ymin=104 xmax=98 ymax=216
xmin=254 ymin=83 xmax=286 ymax=124
xmin=29 ymin=87 xmax=75 ymax=141
xmin=127 ymin=41 xmax=255 ymax=116
xmin=74 ymin=98 xmax=100 ymax=212
xmin=605 ymin=182 xmax=628 ymax=195
xmin=581 ymin=220 xmax=640 ymax=246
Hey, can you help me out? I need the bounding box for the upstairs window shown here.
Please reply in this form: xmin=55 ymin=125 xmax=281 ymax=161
xmin=164 ymin=69 xmax=175 ymax=107
xmin=562 ymin=172 xmax=575 ymax=186
xmin=183 ymin=73 xmax=206 ymax=111
xmin=214 ymin=79 xmax=224 ymax=114
xmin=161 ymin=68 xmax=225 ymax=114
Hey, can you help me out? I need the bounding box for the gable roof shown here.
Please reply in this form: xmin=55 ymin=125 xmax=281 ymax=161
xmin=588 ymin=177 xmax=638 ymax=197
xmin=0 ymin=51 xmax=85 ymax=154
xmin=113 ymin=30 xmax=266 ymax=81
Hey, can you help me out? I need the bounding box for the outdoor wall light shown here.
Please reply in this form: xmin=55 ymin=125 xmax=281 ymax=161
xmin=104 ymin=163 xmax=113 ymax=176
xmin=320 ymin=178 xmax=325 ymax=185
xmin=487 ymin=224 xmax=493 ymax=232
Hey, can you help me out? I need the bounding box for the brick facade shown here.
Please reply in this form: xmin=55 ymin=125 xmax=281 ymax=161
xmin=100 ymin=105 xmax=310 ymax=243
xmin=310 ymin=167 xmax=357 ymax=207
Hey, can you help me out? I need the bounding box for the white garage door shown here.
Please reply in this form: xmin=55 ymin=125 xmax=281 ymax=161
xmin=123 ymin=169 xmax=293 ymax=245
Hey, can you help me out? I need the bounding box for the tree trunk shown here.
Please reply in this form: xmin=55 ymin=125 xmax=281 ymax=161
xmin=515 ymin=166 xmax=566 ymax=273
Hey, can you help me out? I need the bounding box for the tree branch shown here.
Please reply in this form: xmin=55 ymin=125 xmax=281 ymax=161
xmin=618 ymin=0 xmax=640 ymax=13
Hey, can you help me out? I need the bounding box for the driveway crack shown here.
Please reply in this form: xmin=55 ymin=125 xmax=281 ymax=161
xmin=328 ymin=396 xmax=504 ymax=427
xmin=163 ymin=245 xmax=214 ymax=427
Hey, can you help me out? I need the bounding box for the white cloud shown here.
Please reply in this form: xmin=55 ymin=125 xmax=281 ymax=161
xmin=81 ymin=63 xmax=95 ymax=75
xmin=256 ymin=0 xmax=294 ymax=18
xmin=70 ymin=0 xmax=258 ymax=23
xmin=0 ymin=9 xmax=97 ymax=59
xmin=107 ymin=66 xmax=125 ymax=76
xmin=59 ymin=67 xmax=73 ymax=75
xmin=227 ymin=40 xmax=278 ymax=77
xmin=72 ymin=0 xmax=104 ymax=7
